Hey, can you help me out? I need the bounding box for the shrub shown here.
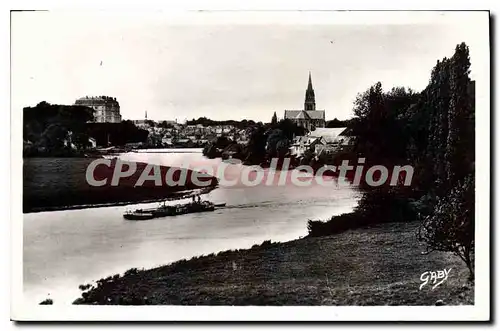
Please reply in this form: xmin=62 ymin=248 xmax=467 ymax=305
xmin=354 ymin=188 xmax=417 ymax=223
xmin=260 ymin=240 xmax=273 ymax=248
xmin=418 ymin=175 xmax=475 ymax=280
xmin=307 ymin=213 xmax=361 ymax=237
xmin=124 ymin=268 xmax=139 ymax=277
xmin=251 ymin=240 xmax=273 ymax=249
xmin=307 ymin=189 xmax=417 ymax=237
xmin=78 ymin=283 xmax=92 ymax=291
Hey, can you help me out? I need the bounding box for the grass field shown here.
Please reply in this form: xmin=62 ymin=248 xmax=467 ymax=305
xmin=23 ymin=157 xmax=217 ymax=212
xmin=74 ymin=221 xmax=473 ymax=305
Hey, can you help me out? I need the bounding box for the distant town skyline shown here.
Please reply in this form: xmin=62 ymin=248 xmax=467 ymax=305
xmin=12 ymin=11 xmax=483 ymax=123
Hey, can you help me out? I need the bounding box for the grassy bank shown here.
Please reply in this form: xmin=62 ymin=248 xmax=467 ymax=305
xmin=74 ymin=221 xmax=473 ymax=305
xmin=23 ymin=157 xmax=218 ymax=213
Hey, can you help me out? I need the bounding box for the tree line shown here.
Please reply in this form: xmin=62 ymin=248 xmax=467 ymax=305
xmin=203 ymin=118 xmax=306 ymax=166
xmin=308 ymin=42 xmax=475 ymax=279
xmin=23 ymin=102 xmax=149 ymax=157
xmin=186 ymin=117 xmax=259 ymax=129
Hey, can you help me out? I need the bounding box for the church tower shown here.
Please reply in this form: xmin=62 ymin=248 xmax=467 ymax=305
xmin=304 ymin=72 xmax=316 ymax=111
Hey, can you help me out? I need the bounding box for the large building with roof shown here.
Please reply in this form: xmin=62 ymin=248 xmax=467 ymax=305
xmin=75 ymin=96 xmax=122 ymax=123
xmin=284 ymin=72 xmax=326 ymax=131
xmin=290 ymin=127 xmax=354 ymax=157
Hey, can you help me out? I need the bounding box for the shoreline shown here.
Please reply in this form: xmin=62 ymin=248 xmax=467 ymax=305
xmin=23 ymin=188 xmax=216 ymax=213
xmin=73 ymin=221 xmax=473 ymax=306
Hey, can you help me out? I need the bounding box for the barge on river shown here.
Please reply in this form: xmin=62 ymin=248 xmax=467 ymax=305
xmin=123 ymin=200 xmax=226 ymax=221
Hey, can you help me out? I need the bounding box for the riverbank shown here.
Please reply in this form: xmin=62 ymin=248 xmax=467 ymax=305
xmin=73 ymin=221 xmax=473 ymax=305
xmin=23 ymin=157 xmax=218 ymax=213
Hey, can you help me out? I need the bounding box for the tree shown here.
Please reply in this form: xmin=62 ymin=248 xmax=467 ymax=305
xmin=266 ymin=129 xmax=289 ymax=157
xmin=202 ymin=135 xmax=232 ymax=158
xmin=445 ymin=43 xmax=474 ymax=187
xmin=243 ymin=125 xmax=267 ymax=164
xmin=23 ymin=102 xmax=94 ymax=156
xmin=72 ymin=132 xmax=92 ymax=150
xmin=349 ymin=82 xmax=416 ymax=164
xmin=429 ymin=58 xmax=452 ymax=195
xmin=415 ymin=43 xmax=475 ymax=281
xmin=159 ymin=120 xmax=175 ymax=129
xmin=41 ymin=123 xmax=68 ymax=151
xmin=186 ymin=117 xmax=256 ymax=129
xmin=326 ymin=118 xmax=347 ymax=128
xmin=418 ymin=175 xmax=475 ymax=279
xmin=276 ymin=119 xmax=306 ymax=140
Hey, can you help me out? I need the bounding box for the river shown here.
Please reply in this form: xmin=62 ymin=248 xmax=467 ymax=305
xmin=23 ymin=150 xmax=361 ymax=304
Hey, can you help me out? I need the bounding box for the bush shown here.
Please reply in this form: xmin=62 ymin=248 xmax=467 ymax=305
xmin=307 ymin=213 xmax=362 ymax=237
xmin=203 ymin=144 xmax=220 ymax=159
xmin=307 ymin=189 xmax=417 ymax=237
xmin=260 ymin=240 xmax=273 ymax=247
xmin=78 ymin=283 xmax=92 ymax=291
xmin=124 ymin=268 xmax=140 ymax=277
xmin=354 ymin=188 xmax=417 ymax=223
xmin=251 ymin=240 xmax=274 ymax=249
xmin=418 ymin=175 xmax=475 ymax=280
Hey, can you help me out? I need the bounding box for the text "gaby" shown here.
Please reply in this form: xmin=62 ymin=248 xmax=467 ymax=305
xmin=420 ymin=268 xmax=452 ymax=290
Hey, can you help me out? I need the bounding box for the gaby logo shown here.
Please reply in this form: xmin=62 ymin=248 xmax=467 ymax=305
xmin=420 ymin=268 xmax=452 ymax=290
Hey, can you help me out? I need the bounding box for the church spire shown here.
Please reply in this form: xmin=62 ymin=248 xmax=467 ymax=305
xmin=304 ymin=71 xmax=316 ymax=111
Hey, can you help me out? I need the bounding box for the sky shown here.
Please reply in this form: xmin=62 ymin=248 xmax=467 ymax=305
xmin=11 ymin=11 xmax=487 ymax=123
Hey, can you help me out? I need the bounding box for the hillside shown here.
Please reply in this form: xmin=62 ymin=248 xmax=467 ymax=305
xmin=74 ymin=221 xmax=473 ymax=305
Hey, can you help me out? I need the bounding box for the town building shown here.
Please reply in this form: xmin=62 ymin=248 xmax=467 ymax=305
xmin=308 ymin=127 xmax=348 ymax=155
xmin=75 ymin=96 xmax=122 ymax=123
xmin=290 ymin=136 xmax=324 ymax=157
xmin=284 ymin=72 xmax=326 ymax=131
xmin=290 ymin=127 xmax=355 ymax=157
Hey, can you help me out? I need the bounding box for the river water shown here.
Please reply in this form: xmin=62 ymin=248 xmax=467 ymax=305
xmin=23 ymin=150 xmax=360 ymax=304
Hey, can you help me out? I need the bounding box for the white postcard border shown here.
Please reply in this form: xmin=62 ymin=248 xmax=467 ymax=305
xmin=9 ymin=8 xmax=490 ymax=322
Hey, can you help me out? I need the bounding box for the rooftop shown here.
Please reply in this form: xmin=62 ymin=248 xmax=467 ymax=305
xmin=284 ymin=110 xmax=325 ymax=120
xmin=308 ymin=127 xmax=348 ymax=143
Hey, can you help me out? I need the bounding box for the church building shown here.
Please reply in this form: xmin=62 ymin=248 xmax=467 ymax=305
xmin=284 ymin=72 xmax=326 ymax=131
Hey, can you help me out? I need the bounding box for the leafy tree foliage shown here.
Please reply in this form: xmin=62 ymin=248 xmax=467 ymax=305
xmin=186 ymin=116 xmax=256 ymax=129
xmin=158 ymin=120 xmax=176 ymax=128
xmin=418 ymin=175 xmax=475 ymax=279
xmin=416 ymin=43 xmax=475 ymax=278
xmin=87 ymin=120 xmax=149 ymax=147
xmin=202 ymin=135 xmax=233 ymax=159
xmin=201 ymin=118 xmax=305 ymax=164
xmin=312 ymin=43 xmax=475 ymax=280
xmin=24 ymin=102 xmax=150 ymax=156
xmin=326 ymin=118 xmax=349 ymax=128
xmin=242 ymin=125 xmax=267 ymax=164
xmin=274 ymin=119 xmax=306 ymax=140
xmin=349 ymin=83 xmax=418 ymax=165
xmin=266 ymin=129 xmax=288 ymax=158
xmin=23 ymin=102 xmax=94 ymax=156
